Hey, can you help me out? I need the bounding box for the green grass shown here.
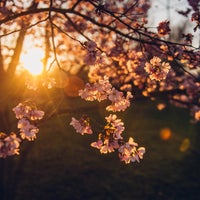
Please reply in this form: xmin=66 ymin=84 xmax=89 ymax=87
xmin=1 ymin=97 xmax=200 ymax=200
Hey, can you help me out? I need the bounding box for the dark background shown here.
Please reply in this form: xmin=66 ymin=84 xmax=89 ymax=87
xmin=1 ymin=98 xmax=200 ymax=200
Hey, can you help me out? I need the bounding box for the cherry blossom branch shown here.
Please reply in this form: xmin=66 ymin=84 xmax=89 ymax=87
xmin=86 ymin=0 xmax=198 ymax=49
xmin=0 ymin=5 xmax=198 ymax=52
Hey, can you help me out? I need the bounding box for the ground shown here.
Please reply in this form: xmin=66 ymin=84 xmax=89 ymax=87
xmin=1 ymin=98 xmax=200 ymax=200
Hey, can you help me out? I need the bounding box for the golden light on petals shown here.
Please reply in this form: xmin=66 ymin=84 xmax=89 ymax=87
xmin=20 ymin=48 xmax=44 ymax=75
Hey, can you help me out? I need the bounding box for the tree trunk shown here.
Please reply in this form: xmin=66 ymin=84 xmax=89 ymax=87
xmin=7 ymin=28 xmax=27 ymax=77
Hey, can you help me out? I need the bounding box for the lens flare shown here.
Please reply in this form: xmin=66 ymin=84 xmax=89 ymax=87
xmin=179 ymin=138 xmax=190 ymax=152
xmin=160 ymin=127 xmax=172 ymax=140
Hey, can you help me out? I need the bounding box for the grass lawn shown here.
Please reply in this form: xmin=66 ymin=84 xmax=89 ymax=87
xmin=1 ymin=97 xmax=200 ymax=200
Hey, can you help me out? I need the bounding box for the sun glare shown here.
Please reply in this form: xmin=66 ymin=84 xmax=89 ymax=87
xmin=20 ymin=48 xmax=44 ymax=75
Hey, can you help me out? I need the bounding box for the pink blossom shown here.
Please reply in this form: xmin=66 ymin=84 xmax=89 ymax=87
xmin=137 ymin=147 xmax=146 ymax=160
xmin=99 ymin=138 xmax=119 ymax=154
xmin=0 ymin=132 xmax=21 ymax=158
xmin=70 ymin=116 xmax=93 ymax=135
xmin=78 ymin=83 xmax=98 ymax=101
xmin=106 ymin=91 xmax=133 ymax=112
xmin=13 ymin=102 xmax=45 ymax=121
xmin=105 ymin=114 xmax=124 ymax=139
xmin=79 ymin=76 xmax=112 ymax=101
xmin=18 ymin=118 xmax=39 ymax=140
xmin=79 ymin=76 xmax=132 ymax=112
xmin=13 ymin=103 xmax=32 ymax=119
xmin=13 ymin=102 xmax=44 ymax=141
xmin=29 ymin=110 xmax=45 ymax=120
xmin=20 ymin=125 xmax=39 ymax=141
xmin=118 ymin=137 xmax=145 ymax=164
xmin=108 ymin=88 xmax=123 ymax=102
xmin=145 ymin=56 xmax=171 ymax=81
xmin=91 ymin=138 xmax=119 ymax=154
xmin=18 ymin=118 xmax=31 ymax=129
xmin=91 ymin=139 xmax=103 ymax=149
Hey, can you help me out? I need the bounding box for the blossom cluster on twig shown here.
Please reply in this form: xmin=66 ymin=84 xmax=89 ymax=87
xmin=0 ymin=102 xmax=45 ymax=158
xmin=0 ymin=132 xmax=21 ymax=158
xmin=70 ymin=76 xmax=145 ymax=164
xmin=13 ymin=102 xmax=45 ymax=141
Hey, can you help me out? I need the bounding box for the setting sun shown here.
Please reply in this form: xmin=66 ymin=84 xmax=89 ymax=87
xmin=20 ymin=48 xmax=44 ymax=75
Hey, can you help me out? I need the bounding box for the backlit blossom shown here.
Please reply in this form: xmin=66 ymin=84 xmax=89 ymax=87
xmin=13 ymin=102 xmax=44 ymax=120
xmin=91 ymin=139 xmax=103 ymax=149
xmin=73 ymin=75 xmax=145 ymax=164
xmin=70 ymin=116 xmax=93 ymax=135
xmin=18 ymin=118 xmax=39 ymax=140
xmin=105 ymin=114 xmax=124 ymax=140
xmin=118 ymin=137 xmax=145 ymax=164
xmin=79 ymin=76 xmax=133 ymax=112
xmin=18 ymin=118 xmax=31 ymax=129
xmin=99 ymin=138 xmax=119 ymax=154
xmin=79 ymin=76 xmax=112 ymax=101
xmin=106 ymin=91 xmax=133 ymax=112
xmin=0 ymin=132 xmax=21 ymax=158
xmin=13 ymin=102 xmax=44 ymax=141
xmin=91 ymin=138 xmax=119 ymax=154
xmin=108 ymin=88 xmax=123 ymax=102
xmin=145 ymin=56 xmax=171 ymax=81
xmin=29 ymin=110 xmax=45 ymax=120
xmin=13 ymin=103 xmax=32 ymax=119
xmin=20 ymin=124 xmax=39 ymax=141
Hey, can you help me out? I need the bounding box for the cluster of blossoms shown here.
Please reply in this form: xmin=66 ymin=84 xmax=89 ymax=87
xmin=118 ymin=137 xmax=145 ymax=164
xmin=0 ymin=132 xmax=21 ymax=158
xmin=145 ymin=56 xmax=171 ymax=81
xmin=84 ymin=40 xmax=101 ymax=65
xmin=70 ymin=116 xmax=93 ymax=135
xmin=71 ymin=76 xmax=145 ymax=164
xmin=13 ymin=102 xmax=45 ymax=141
xmin=79 ymin=76 xmax=133 ymax=112
xmin=71 ymin=114 xmax=145 ymax=164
